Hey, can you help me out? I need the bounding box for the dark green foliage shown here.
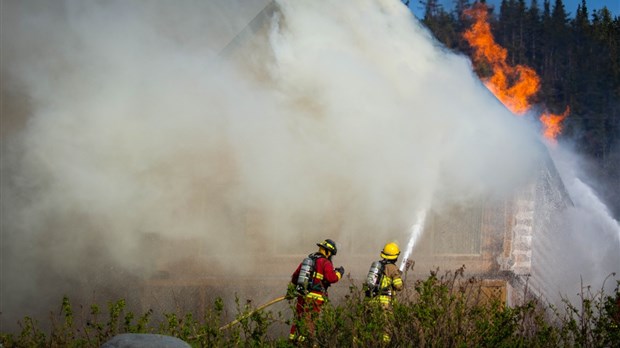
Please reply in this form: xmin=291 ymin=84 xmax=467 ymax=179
xmin=1 ymin=271 xmax=618 ymax=347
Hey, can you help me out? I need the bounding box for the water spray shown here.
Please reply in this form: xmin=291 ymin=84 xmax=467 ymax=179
xmin=399 ymin=209 xmax=427 ymax=272
xmin=574 ymin=178 xmax=620 ymax=238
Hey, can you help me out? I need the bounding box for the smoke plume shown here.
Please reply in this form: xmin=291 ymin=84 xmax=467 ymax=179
xmin=2 ymin=0 xmax=544 ymax=329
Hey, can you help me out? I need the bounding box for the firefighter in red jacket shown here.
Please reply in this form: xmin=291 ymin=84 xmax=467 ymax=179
xmin=288 ymin=238 xmax=344 ymax=343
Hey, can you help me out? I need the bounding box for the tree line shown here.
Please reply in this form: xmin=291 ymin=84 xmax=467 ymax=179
xmin=415 ymin=0 xmax=620 ymax=216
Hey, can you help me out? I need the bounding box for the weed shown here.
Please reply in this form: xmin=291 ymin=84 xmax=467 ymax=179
xmin=1 ymin=270 xmax=618 ymax=347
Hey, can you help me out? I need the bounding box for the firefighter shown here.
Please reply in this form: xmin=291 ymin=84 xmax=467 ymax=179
xmin=288 ymin=238 xmax=344 ymax=344
xmin=364 ymin=242 xmax=404 ymax=343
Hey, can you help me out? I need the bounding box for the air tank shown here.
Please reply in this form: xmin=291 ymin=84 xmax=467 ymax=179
xmin=366 ymin=261 xmax=383 ymax=289
xmin=296 ymin=256 xmax=315 ymax=291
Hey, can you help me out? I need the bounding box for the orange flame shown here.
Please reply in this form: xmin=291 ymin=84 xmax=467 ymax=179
xmin=462 ymin=3 xmax=568 ymax=142
xmin=540 ymin=107 xmax=570 ymax=144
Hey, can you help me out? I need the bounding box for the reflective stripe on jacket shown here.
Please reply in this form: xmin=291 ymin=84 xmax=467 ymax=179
xmin=377 ymin=262 xmax=403 ymax=299
xmin=291 ymin=253 xmax=341 ymax=299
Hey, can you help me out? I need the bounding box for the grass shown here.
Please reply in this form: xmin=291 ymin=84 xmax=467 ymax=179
xmin=1 ymin=268 xmax=618 ymax=347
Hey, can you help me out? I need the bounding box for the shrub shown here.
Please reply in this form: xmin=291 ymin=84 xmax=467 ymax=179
xmin=1 ymin=271 xmax=618 ymax=347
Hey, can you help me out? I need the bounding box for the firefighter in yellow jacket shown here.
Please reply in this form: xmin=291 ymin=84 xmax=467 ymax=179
xmin=364 ymin=242 xmax=404 ymax=343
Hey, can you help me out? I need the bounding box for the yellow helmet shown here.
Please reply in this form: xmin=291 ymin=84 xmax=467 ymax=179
xmin=380 ymin=242 xmax=400 ymax=260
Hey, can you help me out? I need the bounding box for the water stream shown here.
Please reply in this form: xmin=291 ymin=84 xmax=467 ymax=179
xmin=399 ymin=209 xmax=427 ymax=272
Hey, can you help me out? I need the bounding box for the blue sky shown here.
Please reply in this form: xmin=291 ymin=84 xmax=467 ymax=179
xmin=408 ymin=0 xmax=620 ymax=19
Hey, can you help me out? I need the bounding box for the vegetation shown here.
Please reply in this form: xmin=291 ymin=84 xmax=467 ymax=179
xmin=414 ymin=0 xmax=620 ymax=218
xmin=2 ymin=268 xmax=618 ymax=347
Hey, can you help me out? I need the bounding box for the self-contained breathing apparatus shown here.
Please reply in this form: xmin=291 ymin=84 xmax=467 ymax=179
xmin=364 ymin=260 xmax=385 ymax=298
xmin=296 ymin=253 xmax=320 ymax=294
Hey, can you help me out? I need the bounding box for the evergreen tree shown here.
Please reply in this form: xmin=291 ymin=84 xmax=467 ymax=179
xmin=422 ymin=0 xmax=442 ymax=21
xmin=541 ymin=1 xmax=552 ymax=63
xmin=540 ymin=0 xmax=570 ymax=106
xmin=525 ymin=0 xmax=543 ymax=70
xmin=563 ymin=0 xmax=591 ymax=140
xmin=422 ymin=0 xmax=458 ymax=48
xmin=514 ymin=0 xmax=528 ymax=64
xmin=589 ymin=7 xmax=620 ymax=160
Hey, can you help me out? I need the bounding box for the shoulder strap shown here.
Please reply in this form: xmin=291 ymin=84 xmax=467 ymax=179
xmin=309 ymin=253 xmax=327 ymax=292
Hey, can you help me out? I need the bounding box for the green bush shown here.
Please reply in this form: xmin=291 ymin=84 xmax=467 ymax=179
xmin=1 ymin=270 xmax=618 ymax=347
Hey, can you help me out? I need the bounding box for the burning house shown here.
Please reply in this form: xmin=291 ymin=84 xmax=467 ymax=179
xmin=5 ymin=0 xmax=619 ymax=335
xmin=140 ymin=1 xmax=577 ymax=311
xmin=140 ymin=149 xmax=573 ymax=310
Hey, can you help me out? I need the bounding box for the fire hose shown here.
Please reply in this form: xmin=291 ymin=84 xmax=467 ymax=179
xmin=218 ymin=295 xmax=286 ymax=331
xmin=187 ymin=295 xmax=287 ymax=340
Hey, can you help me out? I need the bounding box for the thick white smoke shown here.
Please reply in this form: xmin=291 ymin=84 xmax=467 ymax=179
xmin=1 ymin=0 xmax=543 ymax=329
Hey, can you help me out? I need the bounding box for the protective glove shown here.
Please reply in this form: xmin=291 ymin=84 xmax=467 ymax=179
xmin=335 ymin=266 xmax=345 ymax=276
xmin=285 ymin=283 xmax=297 ymax=300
